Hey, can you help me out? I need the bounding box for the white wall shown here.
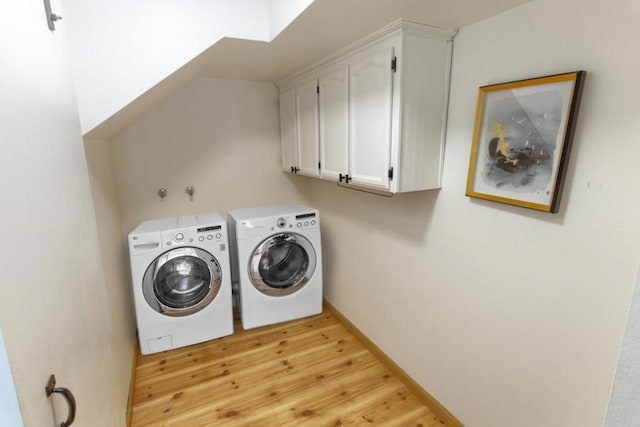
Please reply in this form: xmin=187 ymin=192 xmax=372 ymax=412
xmin=267 ymin=0 xmax=315 ymax=40
xmin=308 ymin=0 xmax=640 ymax=425
xmin=61 ymin=0 xmax=269 ymax=135
xmin=83 ymin=136 xmax=137 ymax=402
xmin=605 ymin=261 xmax=640 ymax=426
xmin=110 ymin=78 xmax=310 ymax=234
xmin=0 ymin=1 xmax=131 ymax=425
xmin=34 ymin=1 xmax=638 ymax=425
xmin=60 ymin=0 xmax=314 ymax=136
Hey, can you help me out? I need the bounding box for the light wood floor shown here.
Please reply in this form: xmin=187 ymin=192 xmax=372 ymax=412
xmin=130 ymin=310 xmax=446 ymax=426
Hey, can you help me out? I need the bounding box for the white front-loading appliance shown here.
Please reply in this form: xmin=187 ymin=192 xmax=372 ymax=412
xmin=228 ymin=204 xmax=323 ymax=330
xmin=128 ymin=213 xmax=233 ymax=355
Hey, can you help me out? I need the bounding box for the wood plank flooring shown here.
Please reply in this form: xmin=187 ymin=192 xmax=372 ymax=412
xmin=130 ymin=310 xmax=446 ymax=426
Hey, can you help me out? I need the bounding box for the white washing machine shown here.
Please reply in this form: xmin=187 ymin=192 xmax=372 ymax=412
xmin=128 ymin=213 xmax=233 ymax=355
xmin=228 ymin=204 xmax=323 ymax=330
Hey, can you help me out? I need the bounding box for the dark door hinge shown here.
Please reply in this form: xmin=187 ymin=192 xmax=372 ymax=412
xmin=316 ymin=85 xmax=319 ymax=94
xmin=388 ymin=166 xmax=394 ymax=180
xmin=391 ymin=56 xmax=397 ymax=72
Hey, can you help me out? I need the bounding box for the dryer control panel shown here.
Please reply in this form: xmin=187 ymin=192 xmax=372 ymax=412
xmin=292 ymin=212 xmax=318 ymax=230
xmin=236 ymin=211 xmax=319 ymax=239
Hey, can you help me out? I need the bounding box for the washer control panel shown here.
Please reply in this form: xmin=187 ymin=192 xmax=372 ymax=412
xmin=162 ymin=224 xmax=225 ymax=248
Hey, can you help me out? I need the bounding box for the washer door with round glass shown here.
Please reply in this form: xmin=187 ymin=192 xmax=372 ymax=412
xmin=142 ymin=247 xmax=222 ymax=317
xmin=249 ymin=233 xmax=316 ymax=296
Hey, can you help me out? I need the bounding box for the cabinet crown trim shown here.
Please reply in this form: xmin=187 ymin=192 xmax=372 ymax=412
xmin=277 ymin=19 xmax=456 ymax=90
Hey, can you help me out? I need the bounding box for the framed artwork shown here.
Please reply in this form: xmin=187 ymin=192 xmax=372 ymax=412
xmin=466 ymin=71 xmax=586 ymax=213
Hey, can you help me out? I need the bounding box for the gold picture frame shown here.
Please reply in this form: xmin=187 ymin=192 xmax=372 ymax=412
xmin=466 ymin=71 xmax=586 ymax=213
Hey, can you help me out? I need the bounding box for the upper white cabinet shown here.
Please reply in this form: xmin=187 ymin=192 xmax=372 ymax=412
xmin=295 ymin=78 xmax=320 ymax=177
xmin=318 ymin=65 xmax=349 ymax=181
xmin=280 ymin=78 xmax=320 ymax=177
xmin=278 ymin=20 xmax=456 ymax=193
xmin=279 ymin=87 xmax=298 ymax=174
xmin=348 ymin=42 xmax=395 ymax=190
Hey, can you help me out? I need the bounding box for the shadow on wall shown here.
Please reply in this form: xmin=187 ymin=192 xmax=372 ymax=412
xmin=306 ymin=178 xmax=440 ymax=244
xmin=82 ymin=138 xmax=137 ymax=340
xmin=282 ymin=173 xmax=317 ymax=206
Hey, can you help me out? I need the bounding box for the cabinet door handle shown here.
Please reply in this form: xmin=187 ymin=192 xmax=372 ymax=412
xmin=45 ymin=374 xmax=76 ymax=427
xmin=339 ymin=173 xmax=344 ymax=183
xmin=345 ymin=174 xmax=352 ymax=183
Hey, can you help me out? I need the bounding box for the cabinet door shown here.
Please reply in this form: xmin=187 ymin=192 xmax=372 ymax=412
xmin=279 ymin=87 xmax=297 ymax=173
xmin=318 ymin=66 xmax=349 ymax=181
xmin=295 ymin=79 xmax=320 ymax=177
xmin=348 ymin=45 xmax=394 ymax=190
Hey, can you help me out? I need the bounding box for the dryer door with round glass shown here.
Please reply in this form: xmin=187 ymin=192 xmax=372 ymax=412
xmin=142 ymin=247 xmax=222 ymax=317
xmin=249 ymin=233 xmax=316 ymax=296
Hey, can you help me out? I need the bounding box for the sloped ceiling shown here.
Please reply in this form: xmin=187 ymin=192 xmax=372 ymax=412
xmin=85 ymin=0 xmax=531 ymax=139
xmin=202 ymin=0 xmax=533 ymax=82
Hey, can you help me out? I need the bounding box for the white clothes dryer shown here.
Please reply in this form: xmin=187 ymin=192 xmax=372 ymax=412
xmin=128 ymin=213 xmax=233 ymax=355
xmin=228 ymin=204 xmax=323 ymax=330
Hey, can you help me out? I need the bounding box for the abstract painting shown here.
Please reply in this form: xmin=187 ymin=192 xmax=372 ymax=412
xmin=466 ymin=71 xmax=586 ymax=213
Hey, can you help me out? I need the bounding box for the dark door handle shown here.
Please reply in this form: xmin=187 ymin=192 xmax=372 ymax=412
xmin=345 ymin=174 xmax=352 ymax=183
xmin=339 ymin=173 xmax=344 ymax=182
xmin=45 ymin=375 xmax=76 ymax=427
